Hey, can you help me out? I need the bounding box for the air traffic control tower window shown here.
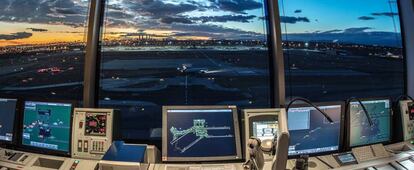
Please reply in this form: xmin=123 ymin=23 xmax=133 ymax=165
xmin=0 ymin=0 xmax=90 ymax=100
xmin=98 ymin=0 xmax=273 ymax=142
xmin=279 ymin=0 xmax=405 ymax=102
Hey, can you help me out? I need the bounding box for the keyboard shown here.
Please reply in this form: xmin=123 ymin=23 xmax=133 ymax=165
xmin=352 ymin=146 xmax=376 ymax=163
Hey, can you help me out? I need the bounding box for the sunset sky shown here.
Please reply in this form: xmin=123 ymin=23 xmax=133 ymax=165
xmin=279 ymin=0 xmax=401 ymax=33
xmin=0 ymin=0 xmax=403 ymax=47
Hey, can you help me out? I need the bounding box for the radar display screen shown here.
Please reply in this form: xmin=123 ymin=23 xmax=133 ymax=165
xmin=22 ymin=101 xmax=72 ymax=153
xmin=85 ymin=113 xmax=107 ymax=136
xmin=287 ymin=104 xmax=342 ymax=157
xmin=252 ymin=121 xmax=278 ymax=141
xmin=349 ymin=99 xmax=391 ymax=147
xmin=0 ymin=98 xmax=17 ymax=142
xmin=163 ymin=106 xmax=241 ymax=162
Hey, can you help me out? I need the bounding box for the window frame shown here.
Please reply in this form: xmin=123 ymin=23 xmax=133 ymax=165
xmin=85 ymin=0 xmax=286 ymax=108
xmin=81 ymin=0 xmax=412 ymax=113
xmin=278 ymin=0 xmax=409 ymax=102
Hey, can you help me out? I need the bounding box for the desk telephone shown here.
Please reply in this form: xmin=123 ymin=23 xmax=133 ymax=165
xmin=400 ymin=101 xmax=414 ymax=141
xmin=352 ymin=144 xmax=389 ymax=163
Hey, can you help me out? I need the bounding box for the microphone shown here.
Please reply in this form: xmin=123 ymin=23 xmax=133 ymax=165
xmin=286 ymin=97 xmax=334 ymax=123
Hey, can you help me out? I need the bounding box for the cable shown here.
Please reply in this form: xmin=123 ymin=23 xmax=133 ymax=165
xmin=395 ymin=94 xmax=414 ymax=103
xmin=285 ymin=97 xmax=334 ymax=123
xmin=315 ymin=156 xmax=333 ymax=169
xmin=346 ymin=97 xmax=373 ymax=127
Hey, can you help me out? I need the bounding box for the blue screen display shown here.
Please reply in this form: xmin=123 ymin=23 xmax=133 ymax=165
xmin=166 ymin=109 xmax=238 ymax=158
xmin=0 ymin=98 xmax=17 ymax=142
xmin=349 ymin=99 xmax=391 ymax=147
xmin=22 ymin=101 xmax=72 ymax=153
xmin=288 ymin=105 xmax=342 ymax=156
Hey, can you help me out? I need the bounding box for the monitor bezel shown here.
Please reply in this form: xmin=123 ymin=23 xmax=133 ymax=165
xmin=287 ymin=101 xmax=346 ymax=158
xmin=0 ymin=96 xmax=22 ymax=145
xmin=162 ymin=105 xmax=242 ymax=162
xmin=346 ymin=97 xmax=393 ymax=149
xmin=243 ymin=108 xmax=284 ymax=160
xmin=18 ymin=99 xmax=76 ymax=157
xmin=248 ymin=114 xmax=279 ymax=141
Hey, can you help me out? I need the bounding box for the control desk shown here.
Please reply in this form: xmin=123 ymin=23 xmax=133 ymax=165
xmin=286 ymin=141 xmax=414 ymax=170
xmin=0 ymin=147 xmax=98 ymax=170
xmin=2 ymin=99 xmax=414 ymax=170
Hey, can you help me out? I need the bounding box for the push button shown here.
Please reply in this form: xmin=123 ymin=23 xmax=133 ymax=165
xmin=84 ymin=141 xmax=88 ymax=152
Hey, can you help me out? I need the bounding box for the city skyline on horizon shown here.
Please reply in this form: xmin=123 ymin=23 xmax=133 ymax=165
xmin=0 ymin=0 xmax=404 ymax=48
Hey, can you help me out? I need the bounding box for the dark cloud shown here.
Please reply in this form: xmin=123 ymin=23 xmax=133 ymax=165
xmin=105 ymin=18 xmax=135 ymax=28
xmin=170 ymin=24 xmax=265 ymax=40
xmin=258 ymin=16 xmax=268 ymax=20
xmin=283 ymin=31 xmax=402 ymax=47
xmin=125 ymin=0 xmax=198 ymax=17
xmin=194 ymin=15 xmax=256 ymax=23
xmin=321 ymin=29 xmax=342 ymax=34
xmin=26 ymin=28 xmax=48 ymax=32
xmin=0 ymin=0 xmax=89 ymax=27
xmin=280 ymin=16 xmax=310 ymax=24
xmin=343 ymin=27 xmax=372 ymax=33
xmin=0 ymin=32 xmax=32 ymax=40
xmin=208 ymin=0 xmax=262 ymax=14
xmin=171 ymin=32 xmax=194 ymax=36
xmin=52 ymin=7 xmax=79 ymax=15
xmin=358 ymin=16 xmax=375 ymax=20
xmin=294 ymin=9 xmax=302 ymax=13
xmin=106 ymin=11 xmax=135 ymax=19
xmin=371 ymin=12 xmax=399 ymax=17
xmin=160 ymin=17 xmax=194 ymax=24
xmin=107 ymin=4 xmax=123 ymax=11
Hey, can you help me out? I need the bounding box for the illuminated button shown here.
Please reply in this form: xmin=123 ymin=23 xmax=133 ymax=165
xmin=77 ymin=140 xmax=82 ymax=152
xmin=84 ymin=141 xmax=88 ymax=152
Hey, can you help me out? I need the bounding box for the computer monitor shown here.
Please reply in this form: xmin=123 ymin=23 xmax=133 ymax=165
xmin=287 ymin=102 xmax=344 ymax=157
xmin=243 ymin=108 xmax=290 ymax=169
xmin=162 ymin=106 xmax=242 ymax=162
xmin=0 ymin=98 xmax=18 ymax=143
xmin=21 ymin=100 xmax=74 ymax=155
xmin=348 ymin=98 xmax=392 ymax=147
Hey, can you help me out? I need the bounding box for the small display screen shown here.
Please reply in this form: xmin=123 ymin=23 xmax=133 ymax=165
xmin=85 ymin=113 xmax=107 ymax=136
xmin=337 ymin=153 xmax=356 ymax=164
xmin=252 ymin=121 xmax=278 ymax=141
xmin=22 ymin=101 xmax=72 ymax=153
xmin=0 ymin=98 xmax=17 ymax=142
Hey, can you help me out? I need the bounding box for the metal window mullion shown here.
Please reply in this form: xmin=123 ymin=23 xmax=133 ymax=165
xmin=399 ymin=0 xmax=414 ymax=97
xmin=83 ymin=0 xmax=105 ymax=107
xmin=268 ymin=0 xmax=286 ymax=107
